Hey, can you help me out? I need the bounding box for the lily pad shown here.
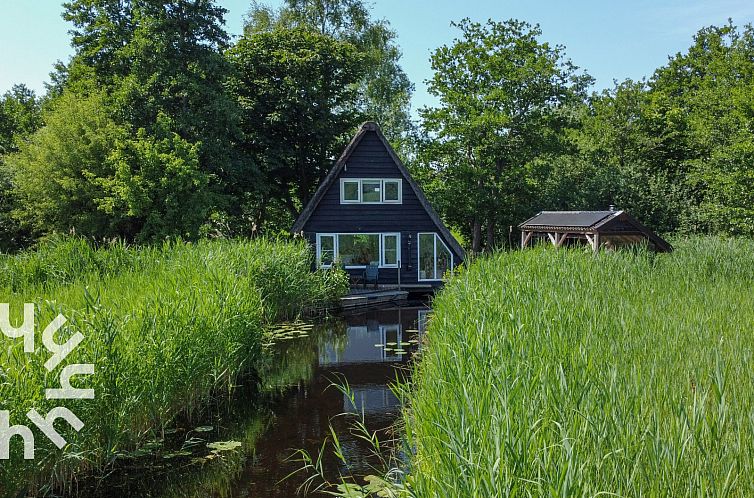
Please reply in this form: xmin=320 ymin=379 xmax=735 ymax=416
xmin=207 ymin=440 xmax=243 ymax=453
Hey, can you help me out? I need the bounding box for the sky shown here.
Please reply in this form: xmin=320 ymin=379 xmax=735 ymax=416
xmin=2 ymin=0 xmax=753 ymax=113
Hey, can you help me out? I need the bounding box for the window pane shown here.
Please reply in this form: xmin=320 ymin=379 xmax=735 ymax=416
xmin=384 ymin=180 xmax=400 ymax=201
xmin=419 ymin=233 xmax=435 ymax=280
xmin=338 ymin=234 xmax=379 ymax=266
xmin=383 ymin=235 xmax=398 ymax=265
xmin=343 ymin=181 xmax=359 ymax=201
xmin=436 ymin=236 xmax=452 ymax=278
xmin=320 ymin=236 xmax=335 ymax=266
xmin=362 ymin=181 xmax=381 ymax=202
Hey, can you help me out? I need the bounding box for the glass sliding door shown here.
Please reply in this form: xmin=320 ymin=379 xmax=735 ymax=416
xmin=417 ymin=232 xmax=454 ymax=281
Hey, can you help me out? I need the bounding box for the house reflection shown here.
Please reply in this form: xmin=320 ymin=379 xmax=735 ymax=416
xmin=319 ymin=305 xmax=428 ymax=366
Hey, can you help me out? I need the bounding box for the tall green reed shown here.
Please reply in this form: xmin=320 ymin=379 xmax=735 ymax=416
xmin=402 ymin=236 xmax=754 ymax=497
xmin=0 ymin=237 xmax=347 ymax=496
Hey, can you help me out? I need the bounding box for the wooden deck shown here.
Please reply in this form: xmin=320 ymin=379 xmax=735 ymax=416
xmin=340 ymin=289 xmax=410 ymax=309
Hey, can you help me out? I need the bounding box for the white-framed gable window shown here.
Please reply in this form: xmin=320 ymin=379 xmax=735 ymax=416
xmin=361 ymin=180 xmax=382 ymax=203
xmin=383 ymin=179 xmax=401 ymax=203
xmin=341 ymin=180 xmax=360 ymax=203
xmin=339 ymin=179 xmax=402 ymax=204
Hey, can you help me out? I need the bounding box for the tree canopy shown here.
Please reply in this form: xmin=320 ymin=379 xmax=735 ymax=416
xmin=1 ymin=1 xmax=753 ymax=251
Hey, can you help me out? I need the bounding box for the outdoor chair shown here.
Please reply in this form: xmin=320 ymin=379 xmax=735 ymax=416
xmin=364 ymin=262 xmax=379 ymax=289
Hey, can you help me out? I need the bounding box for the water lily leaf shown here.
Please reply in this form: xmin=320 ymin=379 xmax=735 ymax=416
xmin=207 ymin=440 xmax=243 ymax=453
xmin=335 ymin=483 xmax=367 ymax=498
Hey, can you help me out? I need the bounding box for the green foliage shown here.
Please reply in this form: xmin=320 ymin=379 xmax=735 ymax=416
xmin=403 ymin=238 xmax=754 ymax=496
xmin=106 ymin=121 xmax=212 ymax=241
xmin=9 ymin=91 xmax=127 ymax=238
xmin=0 ymin=237 xmax=347 ymax=495
xmin=0 ymin=84 xmax=43 ymax=251
xmin=57 ymin=0 xmax=248 ymax=233
xmin=419 ymin=19 xmax=591 ymax=252
xmin=246 ymin=0 xmax=415 ymax=144
xmin=226 ymin=27 xmax=364 ymax=218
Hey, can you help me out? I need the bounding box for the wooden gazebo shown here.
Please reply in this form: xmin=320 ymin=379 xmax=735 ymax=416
xmin=518 ymin=210 xmax=672 ymax=253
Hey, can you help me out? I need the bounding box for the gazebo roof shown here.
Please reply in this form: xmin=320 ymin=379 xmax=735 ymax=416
xmin=518 ymin=210 xmax=673 ymax=252
xmin=519 ymin=211 xmax=617 ymax=230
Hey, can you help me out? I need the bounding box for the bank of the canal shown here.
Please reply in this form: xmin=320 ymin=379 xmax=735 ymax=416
xmin=61 ymin=301 xmax=428 ymax=498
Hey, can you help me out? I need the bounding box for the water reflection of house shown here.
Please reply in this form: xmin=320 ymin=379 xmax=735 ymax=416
xmin=319 ymin=306 xmax=427 ymax=366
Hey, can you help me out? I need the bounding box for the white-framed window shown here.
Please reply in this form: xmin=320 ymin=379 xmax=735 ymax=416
xmin=339 ymin=179 xmax=402 ymax=204
xmin=317 ymin=234 xmax=336 ymax=268
xmin=381 ymin=233 xmax=400 ymax=267
xmin=341 ymin=179 xmax=360 ymax=203
xmin=316 ymin=232 xmax=401 ymax=269
xmin=417 ymin=232 xmax=453 ymax=281
xmin=383 ymin=179 xmax=401 ymax=203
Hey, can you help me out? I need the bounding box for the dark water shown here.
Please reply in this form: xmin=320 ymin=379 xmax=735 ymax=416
xmin=234 ymin=303 xmax=428 ymax=497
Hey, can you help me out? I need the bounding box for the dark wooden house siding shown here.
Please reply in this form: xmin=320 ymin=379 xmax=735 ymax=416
xmin=301 ymin=130 xmax=461 ymax=286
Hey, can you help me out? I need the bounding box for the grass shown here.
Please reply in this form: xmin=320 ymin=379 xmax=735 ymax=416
xmin=0 ymin=236 xmax=348 ymax=496
xmin=402 ymin=237 xmax=754 ymax=497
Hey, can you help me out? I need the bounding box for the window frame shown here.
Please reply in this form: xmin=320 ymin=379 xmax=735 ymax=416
xmin=316 ymin=232 xmax=401 ymax=270
xmin=340 ymin=179 xmax=361 ymax=203
xmin=380 ymin=233 xmax=400 ymax=268
xmin=382 ymin=179 xmax=402 ymax=203
xmin=339 ymin=178 xmax=403 ymax=205
xmin=417 ymin=232 xmax=454 ymax=281
xmin=361 ymin=180 xmax=383 ymax=204
xmin=316 ymin=234 xmax=336 ymax=268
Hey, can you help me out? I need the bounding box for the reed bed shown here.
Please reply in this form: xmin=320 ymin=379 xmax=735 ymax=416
xmin=0 ymin=237 xmax=347 ymax=496
xmin=404 ymin=237 xmax=754 ymax=497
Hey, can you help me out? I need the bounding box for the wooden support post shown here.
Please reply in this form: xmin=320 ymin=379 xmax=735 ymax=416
xmin=521 ymin=230 xmax=533 ymax=249
xmin=593 ymin=232 xmax=600 ymax=253
xmin=547 ymin=233 xmax=558 ymax=246
xmin=556 ymin=233 xmax=569 ymax=248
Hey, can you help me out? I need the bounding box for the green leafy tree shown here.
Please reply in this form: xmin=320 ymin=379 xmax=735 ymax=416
xmin=9 ymin=92 xmax=211 ymax=241
xmin=60 ymin=0 xmax=244 ymax=216
xmin=652 ymin=22 xmax=754 ymax=235
xmin=226 ymin=27 xmax=363 ymax=221
xmin=10 ymin=92 xmax=126 ymax=238
xmin=246 ymin=0 xmax=414 ymax=143
xmin=420 ymin=19 xmax=591 ymax=252
xmin=105 ymin=119 xmax=211 ymax=241
xmin=0 ymin=85 xmax=43 ymax=251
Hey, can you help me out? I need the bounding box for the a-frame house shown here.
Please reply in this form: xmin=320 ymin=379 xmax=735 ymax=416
xmin=292 ymin=122 xmax=464 ymax=288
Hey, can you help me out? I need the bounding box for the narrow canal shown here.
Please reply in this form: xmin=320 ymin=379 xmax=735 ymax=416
xmin=232 ymin=302 xmax=428 ymax=497
xmin=69 ymin=301 xmax=429 ymax=498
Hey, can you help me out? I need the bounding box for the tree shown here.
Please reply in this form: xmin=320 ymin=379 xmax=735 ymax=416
xmin=10 ymin=92 xmax=126 ymax=238
xmin=9 ymin=92 xmax=211 ymax=241
xmin=651 ymin=22 xmax=754 ymax=235
xmin=420 ymin=19 xmax=591 ymax=252
xmin=0 ymin=85 xmax=44 ymax=251
xmin=245 ymin=0 xmax=414 ymax=143
xmin=60 ymin=0 xmax=244 ymax=215
xmin=226 ymin=27 xmax=364 ymax=221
